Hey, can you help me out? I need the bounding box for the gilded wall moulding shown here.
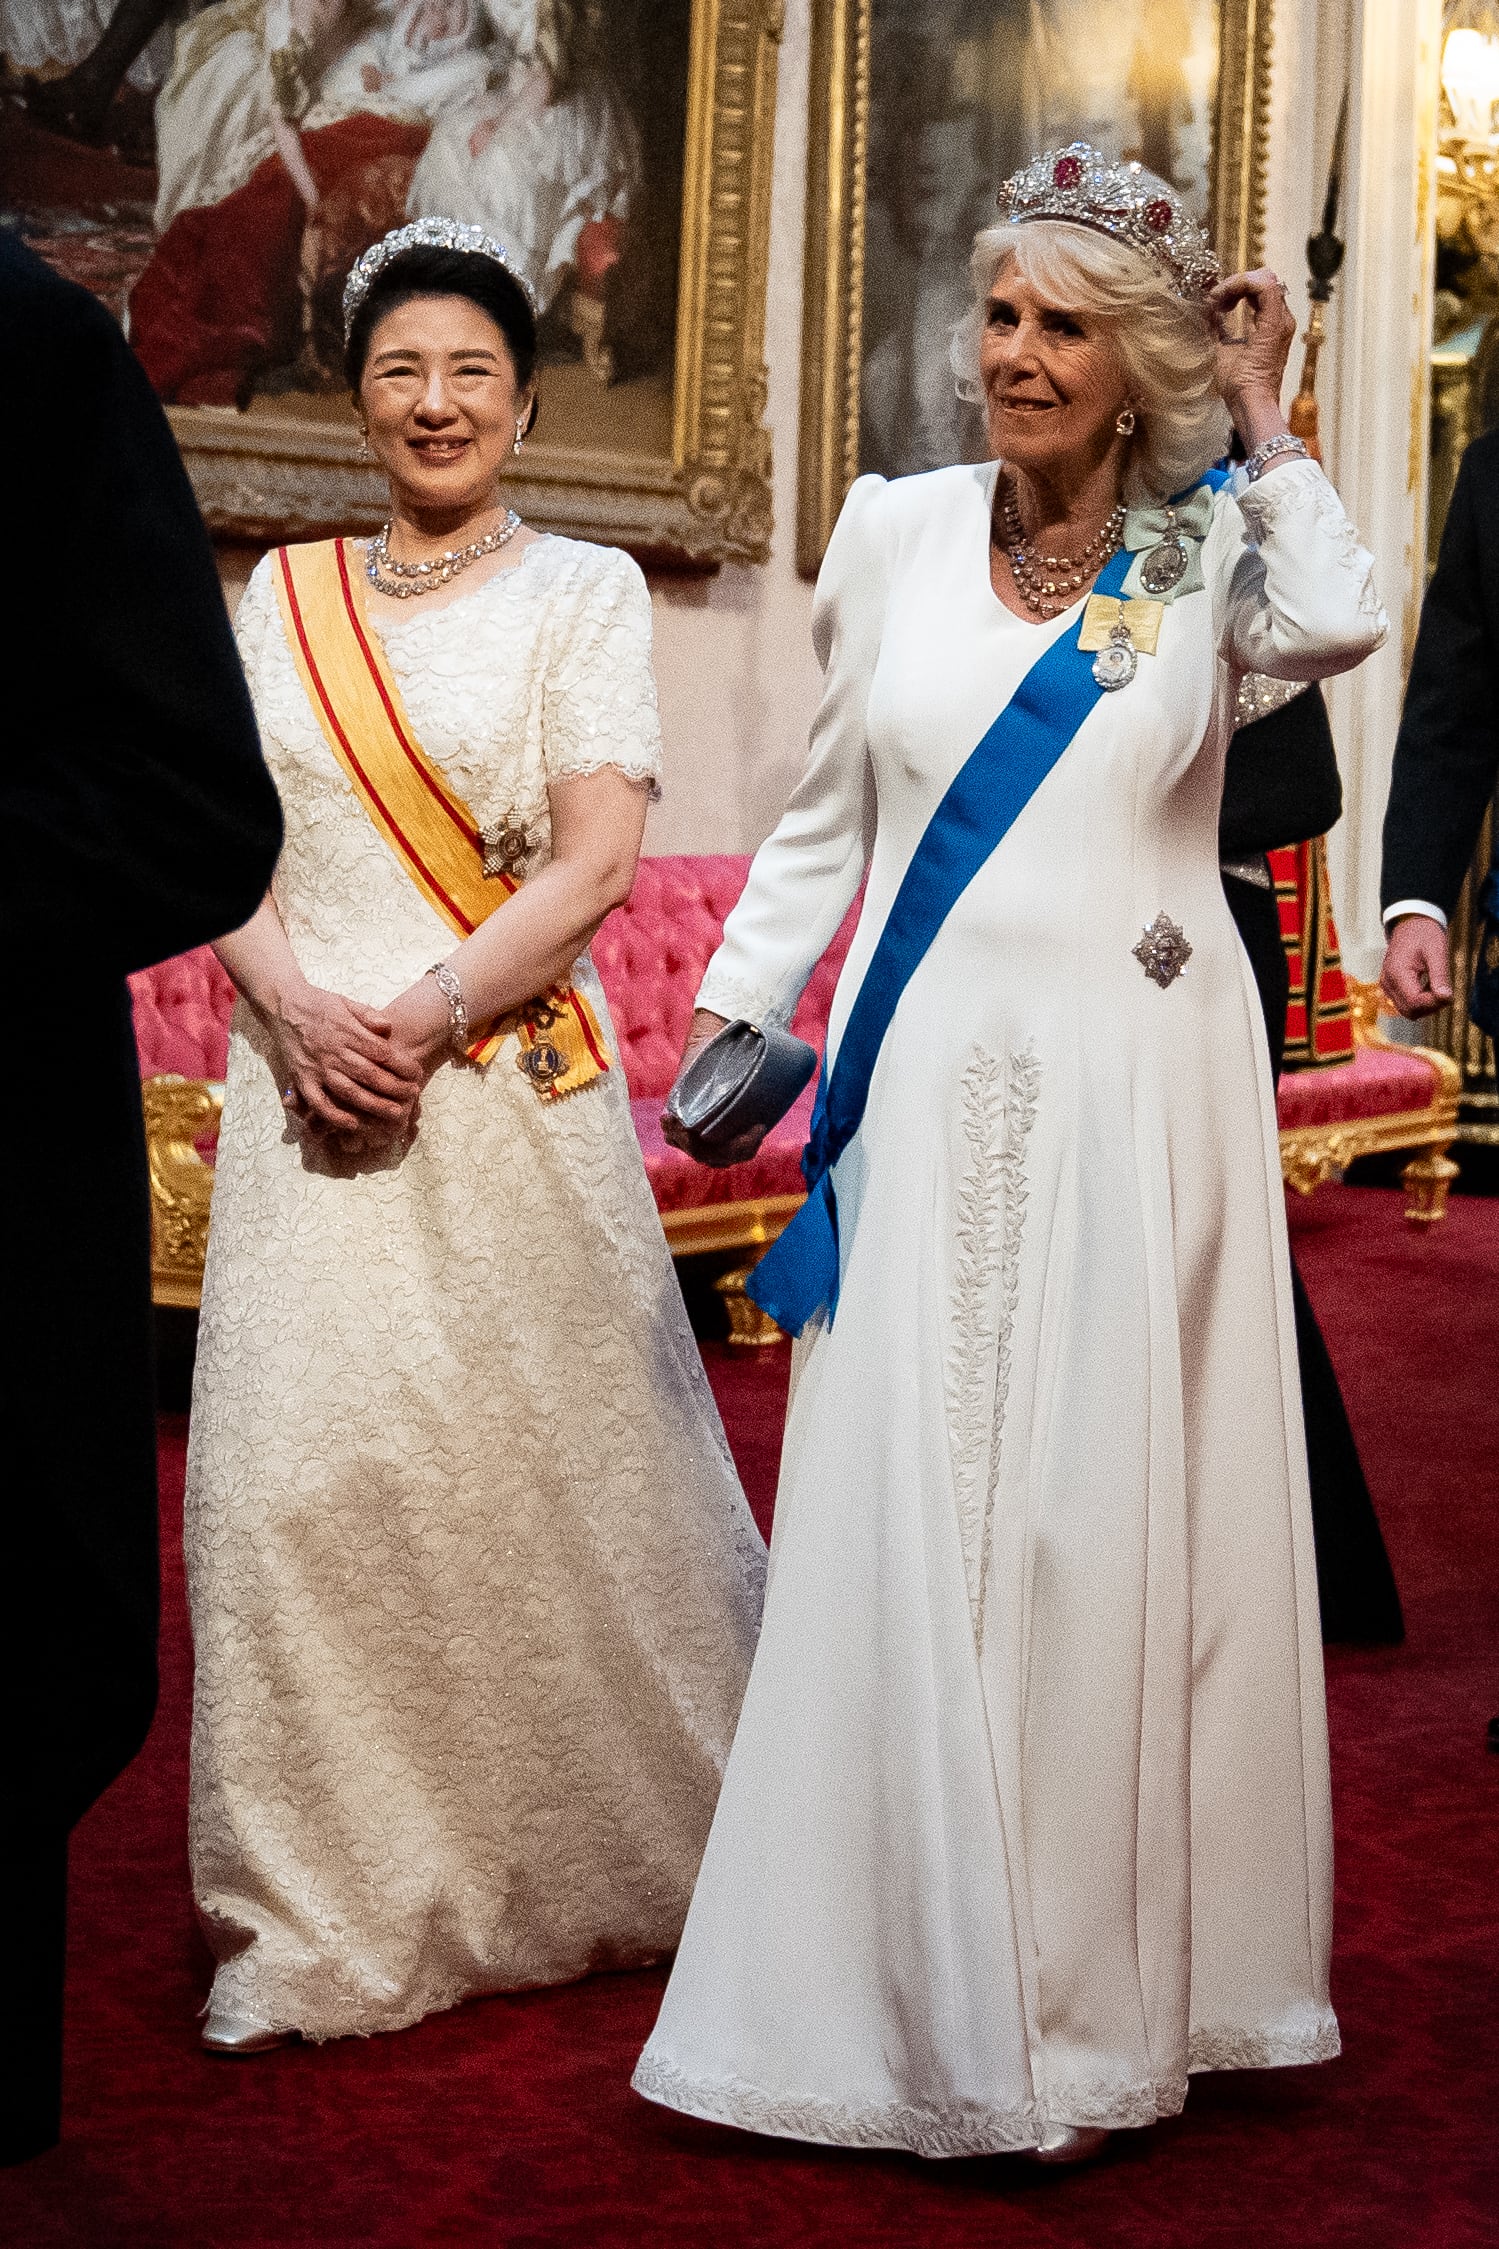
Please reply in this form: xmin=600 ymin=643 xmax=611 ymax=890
xmin=6 ymin=0 xmax=780 ymax=567
xmin=797 ymin=0 xmax=1274 ymax=577
xmin=177 ymin=0 xmax=780 ymax=565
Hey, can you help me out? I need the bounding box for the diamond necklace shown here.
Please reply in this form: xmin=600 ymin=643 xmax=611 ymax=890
xmin=365 ymin=508 xmax=522 ymax=599
xmin=996 ymin=479 xmax=1125 ymax=617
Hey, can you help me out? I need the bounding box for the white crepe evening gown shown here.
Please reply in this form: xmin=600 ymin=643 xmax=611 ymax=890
xmin=186 ymin=537 xmax=765 ymax=2042
xmin=633 ymin=459 xmax=1386 ymax=2154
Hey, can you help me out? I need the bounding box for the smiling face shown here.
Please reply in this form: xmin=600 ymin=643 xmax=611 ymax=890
xmin=978 ymin=257 xmax=1133 ymax=479
xmin=358 ymin=292 xmax=534 ymax=522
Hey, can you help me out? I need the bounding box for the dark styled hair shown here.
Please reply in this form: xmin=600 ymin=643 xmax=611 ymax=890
xmin=344 ymin=246 xmax=539 ymax=402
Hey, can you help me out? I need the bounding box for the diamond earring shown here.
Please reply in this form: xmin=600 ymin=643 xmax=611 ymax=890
xmin=513 ymin=419 xmax=526 ymax=455
xmin=357 ymin=426 xmax=372 ymax=459
xmin=1116 ymin=407 xmax=1137 ymax=437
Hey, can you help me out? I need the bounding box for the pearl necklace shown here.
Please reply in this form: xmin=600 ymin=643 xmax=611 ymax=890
xmin=996 ymin=481 xmax=1125 ymax=617
xmin=365 ymin=508 xmax=522 ymax=599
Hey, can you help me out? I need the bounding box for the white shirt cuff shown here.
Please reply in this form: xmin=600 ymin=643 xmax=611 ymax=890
xmin=1382 ymin=899 xmax=1448 ymax=930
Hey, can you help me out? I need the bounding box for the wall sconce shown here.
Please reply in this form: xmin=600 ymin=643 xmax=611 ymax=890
xmin=1439 ymin=1 xmax=1499 ymax=248
xmin=1443 ymin=23 xmax=1499 ymax=139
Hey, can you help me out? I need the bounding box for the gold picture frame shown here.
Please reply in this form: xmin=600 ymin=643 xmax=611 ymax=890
xmin=797 ymin=0 xmax=1274 ymax=576
xmin=166 ymin=0 xmax=782 ymax=568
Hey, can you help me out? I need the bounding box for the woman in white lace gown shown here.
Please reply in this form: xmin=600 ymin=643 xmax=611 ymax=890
xmin=186 ymin=224 xmax=764 ymax=2051
xmin=635 ymin=152 xmax=1384 ymax=2161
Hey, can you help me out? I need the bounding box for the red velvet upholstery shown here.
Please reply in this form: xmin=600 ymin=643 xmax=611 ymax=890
xmin=589 ymin=853 xmax=857 ymax=1103
xmin=632 ymin=1087 xmax=818 ymax=1211
xmin=594 ymin=854 xmax=857 ymax=1210
xmin=1276 ymin=1044 xmax=1440 ymax=1129
xmin=127 ymin=871 xmax=1445 ymax=1227
xmin=127 ymin=859 xmax=861 ymax=1220
xmin=129 ymin=948 xmax=236 ymax=1080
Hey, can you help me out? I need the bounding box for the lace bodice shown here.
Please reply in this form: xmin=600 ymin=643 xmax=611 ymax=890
xmin=187 ymin=534 xmax=763 ymax=2045
xmin=234 ymin=532 xmax=663 ymax=999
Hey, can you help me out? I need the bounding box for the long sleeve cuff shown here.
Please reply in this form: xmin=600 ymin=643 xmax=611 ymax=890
xmin=1382 ymin=899 xmax=1449 ymax=930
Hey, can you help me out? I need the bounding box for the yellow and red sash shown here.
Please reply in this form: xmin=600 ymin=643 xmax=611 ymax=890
xmin=271 ymin=538 xmax=609 ymax=1098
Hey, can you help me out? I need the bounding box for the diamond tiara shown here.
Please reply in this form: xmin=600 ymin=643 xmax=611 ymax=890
xmin=343 ymin=217 xmax=539 ymax=343
xmin=996 ymin=143 xmax=1221 ymax=303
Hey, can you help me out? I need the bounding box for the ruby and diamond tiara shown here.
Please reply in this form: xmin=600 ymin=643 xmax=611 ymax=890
xmin=343 ymin=217 xmax=539 ymax=343
xmin=997 ymin=143 xmax=1221 ymax=303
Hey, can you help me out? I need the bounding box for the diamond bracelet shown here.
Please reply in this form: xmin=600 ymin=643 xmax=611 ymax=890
xmin=426 ymin=961 xmax=470 ymax=1058
xmin=1243 ymin=432 xmax=1310 ymax=482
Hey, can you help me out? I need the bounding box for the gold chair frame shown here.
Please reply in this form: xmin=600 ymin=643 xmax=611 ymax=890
xmin=1278 ymin=980 xmax=1463 ymax=1225
xmin=144 ymin=981 xmax=1460 ymax=1348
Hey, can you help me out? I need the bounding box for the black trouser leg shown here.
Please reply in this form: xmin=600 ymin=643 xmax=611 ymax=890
xmin=1223 ymin=868 xmax=1404 ymax=1645
xmin=1293 ymin=1265 xmax=1405 ymax=1644
xmin=0 ymin=1831 xmax=68 ymax=2165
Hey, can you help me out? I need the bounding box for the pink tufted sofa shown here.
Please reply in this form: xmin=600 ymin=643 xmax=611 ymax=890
xmin=591 ymin=855 xmax=856 ymax=1245
xmin=132 ymin=854 xmax=1463 ymax=1314
xmin=130 ymin=855 xmax=857 ymax=1321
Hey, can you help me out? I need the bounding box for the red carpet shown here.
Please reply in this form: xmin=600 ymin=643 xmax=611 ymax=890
xmin=3 ymin=1187 xmax=1496 ymax=2247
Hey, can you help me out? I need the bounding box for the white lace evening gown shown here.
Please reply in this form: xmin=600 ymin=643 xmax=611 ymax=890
xmin=185 ymin=536 xmax=766 ymax=2042
xmin=633 ymin=460 xmax=1386 ymax=2153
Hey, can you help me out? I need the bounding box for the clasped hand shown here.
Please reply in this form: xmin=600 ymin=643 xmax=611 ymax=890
xmin=275 ymin=976 xmax=454 ymax=1155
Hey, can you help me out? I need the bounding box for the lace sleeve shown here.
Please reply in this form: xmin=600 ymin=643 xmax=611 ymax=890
xmin=1212 ymin=460 xmax=1387 ymax=683
xmin=541 ymin=548 xmax=664 ymax=799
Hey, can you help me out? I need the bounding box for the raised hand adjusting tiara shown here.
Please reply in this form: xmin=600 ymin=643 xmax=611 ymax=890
xmin=342 ymin=217 xmax=539 ymax=343
xmin=997 ymin=143 xmax=1221 ymax=303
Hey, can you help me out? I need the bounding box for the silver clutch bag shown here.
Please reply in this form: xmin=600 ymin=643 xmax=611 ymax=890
xmin=663 ymin=1019 xmax=818 ymax=1167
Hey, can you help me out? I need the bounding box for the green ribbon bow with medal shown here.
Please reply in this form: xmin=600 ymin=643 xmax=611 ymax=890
xmin=1120 ymin=480 xmax=1219 ymax=600
xmin=1079 ymin=473 xmax=1226 ymax=690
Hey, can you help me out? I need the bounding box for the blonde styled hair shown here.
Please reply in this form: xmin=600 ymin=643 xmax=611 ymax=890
xmin=950 ymin=220 xmax=1230 ymax=505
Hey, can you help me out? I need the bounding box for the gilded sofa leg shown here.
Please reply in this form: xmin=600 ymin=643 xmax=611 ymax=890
xmin=714 ymin=1266 xmax=786 ymax=1347
xmin=141 ymin=1075 xmax=223 ymax=1308
xmin=1401 ymin=1142 xmax=1460 ymax=1226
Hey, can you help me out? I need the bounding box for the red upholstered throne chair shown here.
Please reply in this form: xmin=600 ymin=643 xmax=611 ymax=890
xmin=1276 ymin=980 xmax=1462 ymax=1223
xmin=1266 ymin=839 xmax=1463 ymax=1224
xmin=131 ymin=857 xmax=1461 ymax=1324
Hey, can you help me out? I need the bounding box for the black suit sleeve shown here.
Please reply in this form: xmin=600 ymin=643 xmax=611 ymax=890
xmin=1381 ymin=440 xmax=1499 ymax=916
xmin=0 ymin=238 xmax=282 ymax=974
xmin=1219 ymin=684 xmax=1344 ymax=859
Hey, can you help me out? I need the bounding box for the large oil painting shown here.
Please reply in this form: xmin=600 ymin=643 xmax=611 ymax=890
xmin=798 ymin=0 xmax=1272 ymax=571
xmin=0 ymin=0 xmax=781 ymax=562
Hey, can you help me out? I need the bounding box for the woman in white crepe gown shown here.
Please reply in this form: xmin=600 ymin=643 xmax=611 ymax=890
xmin=187 ymin=225 xmax=764 ymax=2052
xmin=634 ymin=147 xmax=1385 ymax=2162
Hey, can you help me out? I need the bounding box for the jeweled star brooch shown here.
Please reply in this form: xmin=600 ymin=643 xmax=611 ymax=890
xmin=1132 ymin=911 xmax=1193 ymax=988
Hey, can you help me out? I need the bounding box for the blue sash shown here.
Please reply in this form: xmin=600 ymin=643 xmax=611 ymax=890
xmin=748 ymin=540 xmax=1138 ymax=1338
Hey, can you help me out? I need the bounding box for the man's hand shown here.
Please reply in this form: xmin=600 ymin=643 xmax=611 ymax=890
xmin=1379 ymin=913 xmax=1453 ymax=1018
